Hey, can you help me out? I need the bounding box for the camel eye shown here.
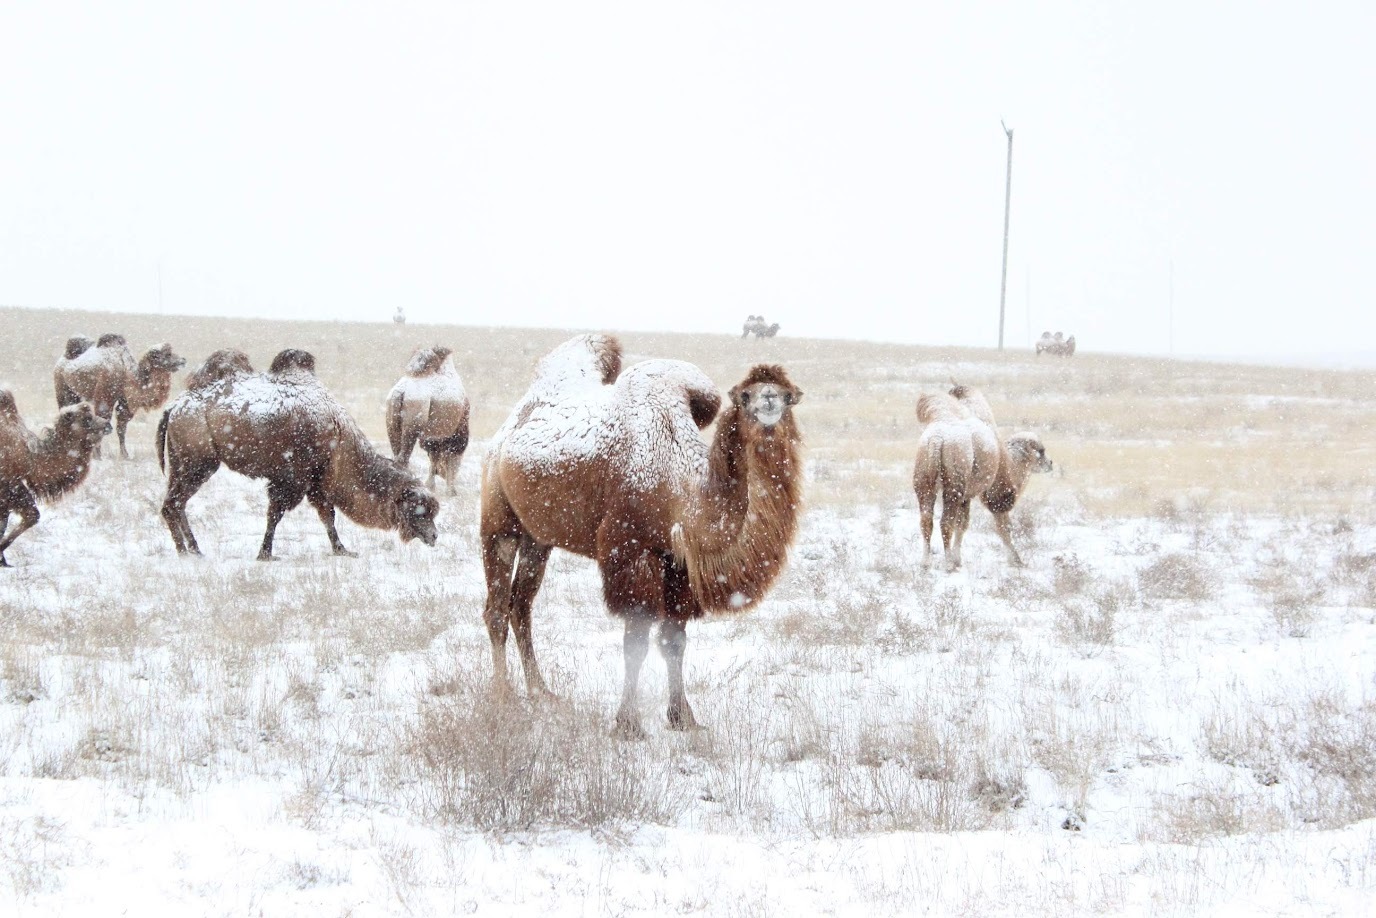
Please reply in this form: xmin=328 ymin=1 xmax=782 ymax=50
xmin=739 ymin=391 xmax=751 ymax=406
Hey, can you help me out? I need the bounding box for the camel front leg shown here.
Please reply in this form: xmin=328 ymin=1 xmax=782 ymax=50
xmin=614 ymin=615 xmax=653 ymax=740
xmin=258 ymin=481 xmax=304 ymax=561
xmin=114 ymin=400 xmax=133 ymax=460
xmin=308 ymin=491 xmax=355 ymax=557
xmin=659 ymin=618 xmax=701 ymax=731
xmin=991 ymin=511 xmax=1025 ymax=567
xmin=0 ymin=487 xmax=40 ymax=567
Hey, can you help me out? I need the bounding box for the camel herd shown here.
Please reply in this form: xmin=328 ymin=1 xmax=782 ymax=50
xmin=1 ymin=330 xmax=1049 ymax=732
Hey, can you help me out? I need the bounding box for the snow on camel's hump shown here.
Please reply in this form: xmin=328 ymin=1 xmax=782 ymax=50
xmin=612 ymin=359 xmax=718 ymax=494
xmin=495 ymin=335 xmax=623 ymax=476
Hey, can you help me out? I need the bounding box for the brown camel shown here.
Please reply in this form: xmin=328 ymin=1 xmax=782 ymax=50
xmin=0 ymin=392 xmax=111 ymax=566
xmin=913 ymin=383 xmax=1053 ymax=569
xmin=54 ymin=334 xmax=186 ymax=459
xmin=156 ymin=349 xmax=439 ymax=560
xmin=386 ymin=346 xmax=471 ymax=495
xmin=481 ymin=334 xmax=804 ymax=737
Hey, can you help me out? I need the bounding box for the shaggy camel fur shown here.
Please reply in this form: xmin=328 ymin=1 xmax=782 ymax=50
xmin=914 ymin=384 xmax=1053 ymax=569
xmin=54 ymin=334 xmax=186 ymax=459
xmin=184 ymin=349 xmax=255 ymax=390
xmin=0 ymin=392 xmax=111 ymax=566
xmin=386 ymin=346 xmax=471 ymax=495
xmin=482 ymin=334 xmax=804 ymax=737
xmin=157 ymin=349 xmax=439 ymax=560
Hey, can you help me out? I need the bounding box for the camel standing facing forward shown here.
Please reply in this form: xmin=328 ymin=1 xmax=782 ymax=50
xmin=914 ymin=384 xmax=1053 ymax=570
xmin=157 ymin=349 xmax=439 ymax=560
xmin=482 ymin=334 xmax=804 ymax=737
xmin=54 ymin=334 xmax=186 ymax=459
xmin=0 ymin=393 xmax=110 ymax=566
xmin=386 ymin=346 xmax=470 ymax=495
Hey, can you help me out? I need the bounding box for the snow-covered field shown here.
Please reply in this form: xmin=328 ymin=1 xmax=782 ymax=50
xmin=2 ymin=307 xmax=1376 ymax=915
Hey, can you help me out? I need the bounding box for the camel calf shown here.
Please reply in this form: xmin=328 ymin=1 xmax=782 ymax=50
xmin=914 ymin=385 xmax=1052 ymax=570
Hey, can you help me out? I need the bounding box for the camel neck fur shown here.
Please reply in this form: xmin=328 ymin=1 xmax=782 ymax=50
xmin=28 ymin=422 xmax=100 ymax=501
xmin=131 ymin=358 xmax=173 ymax=411
xmin=323 ymin=426 xmax=414 ymax=529
xmin=675 ymin=403 xmax=802 ymax=613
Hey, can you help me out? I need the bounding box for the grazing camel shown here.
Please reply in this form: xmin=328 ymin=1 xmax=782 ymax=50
xmin=482 ymin=334 xmax=804 ymax=737
xmin=157 ymin=349 xmax=439 ymax=560
xmin=0 ymin=392 xmax=111 ymax=566
xmin=54 ymin=334 xmax=186 ymax=459
xmin=914 ymin=383 xmax=1053 ymax=569
xmin=386 ymin=346 xmax=471 ymax=495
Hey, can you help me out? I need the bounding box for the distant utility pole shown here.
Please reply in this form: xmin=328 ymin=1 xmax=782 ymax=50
xmin=997 ymin=120 xmax=1014 ymax=351
xmin=1168 ymin=258 xmax=1175 ymax=355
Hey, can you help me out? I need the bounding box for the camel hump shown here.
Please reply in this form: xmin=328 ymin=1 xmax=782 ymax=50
xmin=188 ymin=349 xmax=254 ymax=389
xmin=64 ymin=336 xmax=95 ymax=360
xmin=0 ymin=389 xmax=18 ymax=423
xmin=96 ymin=333 xmax=127 ymax=348
xmin=948 ymin=383 xmax=997 ymax=428
xmin=269 ymin=349 xmax=316 ymax=374
xmin=532 ymin=334 xmax=622 ymax=391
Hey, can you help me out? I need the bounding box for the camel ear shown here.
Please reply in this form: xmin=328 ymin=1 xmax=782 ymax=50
xmin=729 ymin=385 xmax=747 ymax=407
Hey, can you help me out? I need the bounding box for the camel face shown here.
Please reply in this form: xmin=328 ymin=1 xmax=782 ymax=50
xmin=396 ymin=488 xmax=439 ymax=546
xmin=1010 ymin=434 xmax=1053 ymax=473
xmin=60 ymin=404 xmax=112 ymax=442
xmin=147 ymin=345 xmax=187 ymax=373
xmin=735 ymin=381 xmax=801 ymax=429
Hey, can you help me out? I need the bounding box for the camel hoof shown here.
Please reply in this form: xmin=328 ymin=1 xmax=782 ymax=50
xmin=332 ymin=548 xmax=359 ymax=559
xmin=666 ymin=716 xmax=706 ymax=733
xmin=612 ymin=718 xmax=647 ymax=741
xmin=0 ymin=558 xmax=10 ymax=569
xmin=256 ymin=553 xmax=278 ymax=562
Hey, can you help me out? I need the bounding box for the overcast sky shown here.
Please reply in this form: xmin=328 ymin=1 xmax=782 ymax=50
xmin=2 ymin=2 xmax=1373 ymax=360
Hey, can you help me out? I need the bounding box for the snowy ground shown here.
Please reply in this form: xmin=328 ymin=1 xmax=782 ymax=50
xmin=2 ymin=425 xmax=1375 ymax=915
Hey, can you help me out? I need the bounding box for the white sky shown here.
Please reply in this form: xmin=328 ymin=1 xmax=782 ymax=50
xmin=2 ymin=2 xmax=1374 ymax=359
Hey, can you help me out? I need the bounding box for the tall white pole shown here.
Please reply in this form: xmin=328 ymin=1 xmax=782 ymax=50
xmin=998 ymin=121 xmax=1014 ymax=351
xmin=1169 ymin=258 xmax=1174 ymax=355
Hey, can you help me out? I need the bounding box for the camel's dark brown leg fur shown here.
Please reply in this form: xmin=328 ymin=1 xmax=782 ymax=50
xmin=509 ymin=534 xmax=553 ymax=697
xmin=308 ymin=490 xmax=355 ymax=557
xmin=258 ymin=480 xmax=305 ymax=561
xmin=0 ymin=485 xmax=40 ymax=567
xmin=161 ymin=459 xmax=220 ymax=555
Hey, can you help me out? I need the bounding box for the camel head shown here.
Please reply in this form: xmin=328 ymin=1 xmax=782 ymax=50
xmin=143 ymin=343 xmax=187 ymax=373
xmin=1008 ymin=432 xmax=1053 ymax=474
xmin=269 ymin=349 xmax=317 ymax=374
xmin=395 ymin=485 xmax=440 ymax=546
xmin=730 ymin=364 xmax=802 ymax=432
xmin=57 ymin=402 xmax=113 ymax=444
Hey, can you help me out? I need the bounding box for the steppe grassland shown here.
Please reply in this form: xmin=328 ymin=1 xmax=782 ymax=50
xmin=1 ymin=304 xmax=1375 ymax=914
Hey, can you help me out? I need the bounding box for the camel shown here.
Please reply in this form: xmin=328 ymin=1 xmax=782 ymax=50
xmin=482 ymin=334 xmax=804 ymax=737
xmin=386 ymin=346 xmax=471 ymax=495
xmin=914 ymin=384 xmax=1053 ymax=570
xmin=1036 ymin=331 xmax=1077 ymax=357
xmin=157 ymin=349 xmax=439 ymax=560
xmin=54 ymin=334 xmax=186 ymax=458
xmin=0 ymin=392 xmax=111 ymax=566
xmin=742 ymin=315 xmax=781 ymax=339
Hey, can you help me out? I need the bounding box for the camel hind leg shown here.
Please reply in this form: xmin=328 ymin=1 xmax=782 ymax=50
xmin=509 ymin=534 xmax=554 ymax=697
xmin=481 ymin=485 xmax=526 ymax=696
xmin=113 ymin=399 xmax=133 ymax=460
xmin=161 ymin=456 xmax=220 ymax=556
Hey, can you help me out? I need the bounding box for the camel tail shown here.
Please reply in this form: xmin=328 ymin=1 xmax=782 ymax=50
xmin=156 ymin=409 xmax=169 ymax=474
xmin=386 ymin=387 xmax=406 ymax=456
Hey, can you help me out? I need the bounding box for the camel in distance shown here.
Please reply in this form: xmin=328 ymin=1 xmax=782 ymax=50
xmin=913 ymin=383 xmax=1053 ymax=570
xmin=156 ymin=349 xmax=439 ymax=560
xmin=482 ymin=334 xmax=804 ymax=738
xmin=54 ymin=334 xmax=186 ymax=459
xmin=386 ymin=346 xmax=471 ymax=495
xmin=0 ymin=392 xmax=110 ymax=566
